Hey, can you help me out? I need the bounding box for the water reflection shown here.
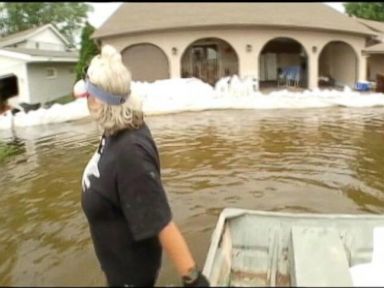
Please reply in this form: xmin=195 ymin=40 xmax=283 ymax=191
xmin=0 ymin=108 xmax=383 ymax=286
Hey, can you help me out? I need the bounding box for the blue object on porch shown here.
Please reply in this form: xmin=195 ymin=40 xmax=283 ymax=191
xmin=355 ymin=82 xmax=370 ymax=91
xmin=279 ymin=66 xmax=301 ymax=87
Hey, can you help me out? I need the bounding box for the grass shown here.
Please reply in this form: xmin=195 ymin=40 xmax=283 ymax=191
xmin=0 ymin=141 xmax=23 ymax=163
xmin=44 ymin=94 xmax=75 ymax=107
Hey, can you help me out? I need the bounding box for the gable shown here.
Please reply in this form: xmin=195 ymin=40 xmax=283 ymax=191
xmin=24 ymin=28 xmax=67 ymax=51
xmin=0 ymin=24 xmax=70 ymax=50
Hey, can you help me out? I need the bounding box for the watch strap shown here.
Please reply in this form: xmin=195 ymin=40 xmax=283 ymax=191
xmin=182 ymin=266 xmax=200 ymax=284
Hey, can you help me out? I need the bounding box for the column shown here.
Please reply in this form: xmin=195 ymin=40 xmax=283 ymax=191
xmin=238 ymin=44 xmax=259 ymax=79
xmin=169 ymin=48 xmax=181 ymax=79
xmin=358 ymin=54 xmax=368 ymax=82
xmin=308 ymin=46 xmax=319 ymax=90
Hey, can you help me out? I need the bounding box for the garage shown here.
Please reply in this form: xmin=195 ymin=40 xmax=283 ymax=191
xmin=121 ymin=43 xmax=170 ymax=82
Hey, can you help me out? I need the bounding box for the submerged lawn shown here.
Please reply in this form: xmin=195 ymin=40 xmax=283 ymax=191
xmin=0 ymin=141 xmax=23 ymax=163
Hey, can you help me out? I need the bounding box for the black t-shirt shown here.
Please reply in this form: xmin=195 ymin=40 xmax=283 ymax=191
xmin=81 ymin=123 xmax=172 ymax=286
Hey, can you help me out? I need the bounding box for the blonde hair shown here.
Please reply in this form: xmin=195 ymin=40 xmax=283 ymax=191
xmin=87 ymin=45 xmax=143 ymax=136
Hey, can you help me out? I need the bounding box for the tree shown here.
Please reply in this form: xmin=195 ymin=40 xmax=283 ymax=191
xmin=0 ymin=2 xmax=93 ymax=47
xmin=344 ymin=2 xmax=384 ymax=22
xmin=75 ymin=22 xmax=100 ymax=81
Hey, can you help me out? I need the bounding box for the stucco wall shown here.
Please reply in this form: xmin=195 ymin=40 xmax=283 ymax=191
xmin=99 ymin=26 xmax=368 ymax=89
xmin=27 ymin=62 xmax=76 ymax=103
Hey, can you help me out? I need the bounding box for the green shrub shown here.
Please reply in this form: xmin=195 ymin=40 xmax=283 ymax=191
xmin=75 ymin=22 xmax=100 ymax=81
xmin=44 ymin=94 xmax=74 ymax=108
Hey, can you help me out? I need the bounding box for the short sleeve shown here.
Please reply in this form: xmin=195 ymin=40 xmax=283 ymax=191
xmin=116 ymin=143 xmax=172 ymax=241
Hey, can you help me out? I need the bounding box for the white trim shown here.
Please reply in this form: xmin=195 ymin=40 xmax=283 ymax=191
xmin=45 ymin=24 xmax=71 ymax=46
xmin=28 ymin=57 xmax=78 ymax=62
xmin=0 ymin=49 xmax=78 ymax=62
xmin=0 ymin=24 xmax=71 ymax=48
xmin=0 ymin=49 xmax=30 ymax=61
xmin=22 ymin=63 xmax=31 ymax=103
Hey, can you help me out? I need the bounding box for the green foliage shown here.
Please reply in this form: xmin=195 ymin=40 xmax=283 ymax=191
xmin=44 ymin=94 xmax=74 ymax=107
xmin=0 ymin=141 xmax=22 ymax=163
xmin=0 ymin=2 xmax=93 ymax=47
xmin=75 ymin=22 xmax=100 ymax=81
xmin=344 ymin=2 xmax=384 ymax=22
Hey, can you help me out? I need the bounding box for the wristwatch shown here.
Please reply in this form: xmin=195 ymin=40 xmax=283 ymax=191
xmin=182 ymin=266 xmax=200 ymax=285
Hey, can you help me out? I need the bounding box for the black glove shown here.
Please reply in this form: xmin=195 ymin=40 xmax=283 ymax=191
xmin=182 ymin=270 xmax=210 ymax=287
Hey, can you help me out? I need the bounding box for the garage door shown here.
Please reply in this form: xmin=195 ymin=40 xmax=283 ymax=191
xmin=122 ymin=44 xmax=169 ymax=82
xmin=0 ymin=74 xmax=18 ymax=102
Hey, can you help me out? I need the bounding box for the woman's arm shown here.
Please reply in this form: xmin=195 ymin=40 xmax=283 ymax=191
xmin=159 ymin=220 xmax=209 ymax=286
xmin=159 ymin=220 xmax=196 ymax=276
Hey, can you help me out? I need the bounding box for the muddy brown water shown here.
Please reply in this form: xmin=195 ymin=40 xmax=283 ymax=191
xmin=0 ymin=108 xmax=384 ymax=286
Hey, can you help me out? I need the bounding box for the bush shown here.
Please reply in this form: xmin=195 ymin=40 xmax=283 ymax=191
xmin=44 ymin=94 xmax=74 ymax=108
xmin=75 ymin=22 xmax=100 ymax=81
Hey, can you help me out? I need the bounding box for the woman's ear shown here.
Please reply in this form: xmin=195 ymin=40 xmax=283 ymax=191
xmin=73 ymin=79 xmax=88 ymax=98
xmin=87 ymin=94 xmax=104 ymax=110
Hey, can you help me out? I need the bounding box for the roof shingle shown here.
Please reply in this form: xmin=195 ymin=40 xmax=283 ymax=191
xmin=355 ymin=17 xmax=384 ymax=34
xmin=93 ymin=3 xmax=377 ymax=39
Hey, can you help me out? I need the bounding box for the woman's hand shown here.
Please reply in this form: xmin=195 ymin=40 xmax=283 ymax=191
xmin=159 ymin=221 xmax=210 ymax=287
xmin=182 ymin=269 xmax=210 ymax=287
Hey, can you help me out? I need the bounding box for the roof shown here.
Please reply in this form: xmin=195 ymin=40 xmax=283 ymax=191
xmin=93 ymin=3 xmax=377 ymax=39
xmin=3 ymin=47 xmax=78 ymax=58
xmin=0 ymin=47 xmax=78 ymax=62
xmin=363 ymin=42 xmax=384 ymax=54
xmin=355 ymin=17 xmax=384 ymax=33
xmin=0 ymin=24 xmax=70 ymax=48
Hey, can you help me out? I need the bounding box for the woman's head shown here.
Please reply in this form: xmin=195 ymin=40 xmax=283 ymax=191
xmin=79 ymin=45 xmax=143 ymax=135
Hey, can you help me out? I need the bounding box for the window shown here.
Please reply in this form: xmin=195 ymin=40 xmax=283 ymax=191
xmin=46 ymin=68 xmax=57 ymax=79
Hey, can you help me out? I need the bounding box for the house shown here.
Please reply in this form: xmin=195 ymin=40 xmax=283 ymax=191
xmin=91 ymin=3 xmax=382 ymax=90
xmin=355 ymin=17 xmax=384 ymax=84
xmin=0 ymin=24 xmax=79 ymax=105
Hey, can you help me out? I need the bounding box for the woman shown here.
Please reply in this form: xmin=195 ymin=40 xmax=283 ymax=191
xmin=74 ymin=45 xmax=209 ymax=287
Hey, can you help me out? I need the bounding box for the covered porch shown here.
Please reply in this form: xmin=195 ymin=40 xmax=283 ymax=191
xmin=364 ymin=43 xmax=384 ymax=92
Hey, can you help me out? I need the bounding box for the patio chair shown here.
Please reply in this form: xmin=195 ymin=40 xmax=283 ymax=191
xmin=286 ymin=66 xmax=301 ymax=87
xmin=277 ymin=67 xmax=289 ymax=87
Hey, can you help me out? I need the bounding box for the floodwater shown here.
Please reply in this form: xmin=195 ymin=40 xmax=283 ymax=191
xmin=0 ymin=108 xmax=384 ymax=286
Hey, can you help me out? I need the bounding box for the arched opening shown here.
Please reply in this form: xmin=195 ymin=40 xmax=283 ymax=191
xmin=367 ymin=54 xmax=384 ymax=92
xmin=259 ymin=37 xmax=308 ymax=90
xmin=318 ymin=41 xmax=357 ymax=89
xmin=181 ymin=38 xmax=239 ymax=86
xmin=121 ymin=43 xmax=169 ymax=82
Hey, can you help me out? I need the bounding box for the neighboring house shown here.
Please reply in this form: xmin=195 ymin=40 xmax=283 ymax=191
xmin=0 ymin=24 xmax=78 ymax=105
xmin=355 ymin=17 xmax=384 ymax=83
xmin=92 ymin=3 xmax=380 ymax=90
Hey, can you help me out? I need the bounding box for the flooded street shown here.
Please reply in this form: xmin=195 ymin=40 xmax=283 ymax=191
xmin=0 ymin=107 xmax=384 ymax=286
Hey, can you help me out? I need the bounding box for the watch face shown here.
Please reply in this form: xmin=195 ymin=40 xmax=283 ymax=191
xmin=183 ymin=267 xmax=199 ymax=283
